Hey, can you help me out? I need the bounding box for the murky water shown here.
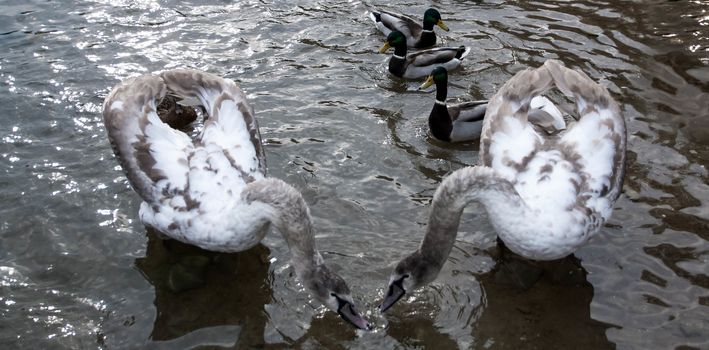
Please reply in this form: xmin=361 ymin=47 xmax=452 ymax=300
xmin=1 ymin=0 xmax=708 ymax=349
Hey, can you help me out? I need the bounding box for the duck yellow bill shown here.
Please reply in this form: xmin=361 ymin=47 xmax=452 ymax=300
xmin=437 ymin=20 xmax=450 ymax=31
xmin=378 ymin=42 xmax=391 ymax=53
xmin=418 ymin=75 xmax=435 ymax=90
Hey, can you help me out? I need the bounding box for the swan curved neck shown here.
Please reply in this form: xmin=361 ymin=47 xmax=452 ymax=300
xmin=419 ymin=167 xmax=523 ymax=268
xmin=242 ymin=179 xmax=322 ymax=275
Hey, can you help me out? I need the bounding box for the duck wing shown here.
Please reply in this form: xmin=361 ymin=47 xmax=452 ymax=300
xmin=103 ymin=75 xmax=194 ymax=205
xmin=371 ymin=10 xmax=422 ymax=40
xmin=408 ymin=46 xmax=467 ymax=67
xmin=449 ymin=100 xmax=487 ymax=122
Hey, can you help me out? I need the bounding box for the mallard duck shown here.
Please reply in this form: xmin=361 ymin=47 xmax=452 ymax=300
xmin=102 ymin=69 xmax=371 ymax=330
xmin=419 ymin=66 xmax=566 ymax=142
xmin=369 ymin=8 xmax=449 ymax=49
xmin=379 ymin=31 xmax=469 ymax=79
xmin=381 ymin=60 xmax=626 ymax=311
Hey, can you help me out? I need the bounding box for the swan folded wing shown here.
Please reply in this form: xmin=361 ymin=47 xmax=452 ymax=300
xmin=408 ymin=47 xmax=460 ymax=67
xmin=481 ymin=63 xmax=562 ymax=177
xmin=160 ymin=70 xmax=267 ymax=178
xmin=546 ymin=60 xmax=626 ymax=204
xmin=481 ymin=95 xmax=546 ymax=181
xmin=103 ymin=75 xmax=193 ymax=204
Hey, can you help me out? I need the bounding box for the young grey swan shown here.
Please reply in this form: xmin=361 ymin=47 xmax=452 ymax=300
xmin=381 ymin=60 xmax=626 ymax=312
xmin=103 ymin=69 xmax=370 ymax=330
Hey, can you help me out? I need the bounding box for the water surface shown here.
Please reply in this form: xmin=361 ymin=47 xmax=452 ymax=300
xmin=1 ymin=0 xmax=708 ymax=349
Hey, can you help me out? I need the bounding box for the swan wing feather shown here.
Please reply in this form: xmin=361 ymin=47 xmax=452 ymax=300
xmin=103 ymin=75 xmax=194 ymax=204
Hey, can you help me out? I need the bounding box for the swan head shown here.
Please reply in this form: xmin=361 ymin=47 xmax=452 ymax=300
xmin=380 ymin=250 xmax=440 ymax=312
xmin=304 ymin=264 xmax=372 ymax=330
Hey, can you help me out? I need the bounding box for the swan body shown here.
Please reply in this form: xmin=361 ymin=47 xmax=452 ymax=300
xmin=369 ymin=8 xmax=449 ymax=49
xmin=104 ymin=70 xmax=268 ymax=252
xmin=419 ymin=66 xmax=566 ymax=142
xmin=103 ymin=69 xmax=370 ymax=329
xmin=382 ymin=60 xmax=626 ymax=312
xmin=379 ymin=31 xmax=469 ymax=79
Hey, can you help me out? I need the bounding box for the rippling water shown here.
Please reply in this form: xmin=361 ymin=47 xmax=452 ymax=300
xmin=1 ymin=0 xmax=708 ymax=349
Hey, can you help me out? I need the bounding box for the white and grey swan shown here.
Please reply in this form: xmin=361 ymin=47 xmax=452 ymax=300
xmin=418 ymin=66 xmax=566 ymax=142
xmin=381 ymin=60 xmax=626 ymax=311
xmin=102 ymin=69 xmax=371 ymax=330
xmin=369 ymin=8 xmax=449 ymax=49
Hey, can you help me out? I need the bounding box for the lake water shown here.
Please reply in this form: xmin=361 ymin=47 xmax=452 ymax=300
xmin=1 ymin=1 xmax=708 ymax=349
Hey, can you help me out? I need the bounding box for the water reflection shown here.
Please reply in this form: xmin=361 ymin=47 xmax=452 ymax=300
xmin=473 ymin=249 xmax=615 ymax=349
xmin=386 ymin=316 xmax=460 ymax=349
xmin=135 ymin=229 xmax=271 ymax=347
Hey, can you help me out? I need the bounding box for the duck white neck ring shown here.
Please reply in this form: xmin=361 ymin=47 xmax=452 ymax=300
xmin=435 ymin=99 xmax=447 ymax=106
xmin=392 ymin=54 xmax=405 ymax=60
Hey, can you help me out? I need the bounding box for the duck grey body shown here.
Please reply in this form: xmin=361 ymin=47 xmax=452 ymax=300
xmin=379 ymin=31 xmax=469 ymax=79
xmin=369 ymin=8 xmax=449 ymax=49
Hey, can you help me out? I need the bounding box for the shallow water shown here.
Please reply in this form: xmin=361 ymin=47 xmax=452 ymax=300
xmin=1 ymin=0 xmax=708 ymax=349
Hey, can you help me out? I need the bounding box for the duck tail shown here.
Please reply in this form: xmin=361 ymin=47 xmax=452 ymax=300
xmin=456 ymin=46 xmax=471 ymax=60
xmin=369 ymin=11 xmax=381 ymax=23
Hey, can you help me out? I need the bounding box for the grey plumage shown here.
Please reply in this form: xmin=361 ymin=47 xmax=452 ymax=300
xmin=103 ymin=70 xmax=369 ymax=329
xmin=382 ymin=60 xmax=626 ymax=312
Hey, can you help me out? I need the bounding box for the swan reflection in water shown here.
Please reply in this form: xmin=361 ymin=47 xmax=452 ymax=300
xmin=381 ymin=240 xmax=616 ymax=348
xmin=135 ymin=228 xmax=272 ymax=346
xmin=472 ymin=242 xmax=616 ymax=349
xmin=134 ymin=229 xmax=364 ymax=348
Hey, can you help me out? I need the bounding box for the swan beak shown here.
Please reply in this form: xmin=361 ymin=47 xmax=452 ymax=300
xmin=418 ymin=75 xmax=435 ymax=91
xmin=337 ymin=299 xmax=372 ymax=330
xmin=379 ymin=279 xmax=406 ymax=313
xmin=437 ymin=20 xmax=450 ymax=31
xmin=378 ymin=42 xmax=391 ymax=54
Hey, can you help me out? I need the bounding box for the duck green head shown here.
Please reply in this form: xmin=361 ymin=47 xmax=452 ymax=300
xmin=379 ymin=31 xmax=407 ymax=53
xmin=419 ymin=66 xmax=448 ymax=90
xmin=423 ymin=8 xmax=449 ymax=31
